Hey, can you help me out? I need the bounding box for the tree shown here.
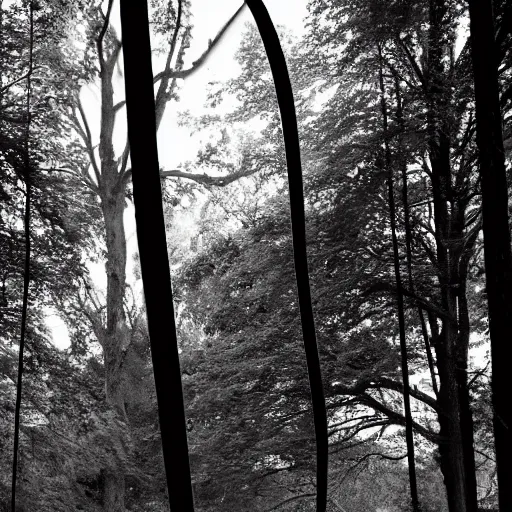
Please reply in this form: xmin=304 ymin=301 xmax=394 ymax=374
xmin=0 ymin=2 xmax=113 ymax=509
xmin=467 ymin=0 xmax=512 ymax=509
xmin=377 ymin=42 xmax=419 ymax=511
xmin=48 ymin=1 xmax=260 ymax=509
xmin=303 ymin=1 xmax=486 ymax=510
xmin=175 ymin=5 xmax=512 ymax=509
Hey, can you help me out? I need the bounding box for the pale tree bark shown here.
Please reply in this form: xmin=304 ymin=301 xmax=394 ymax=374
xmin=67 ymin=3 xmax=248 ymax=510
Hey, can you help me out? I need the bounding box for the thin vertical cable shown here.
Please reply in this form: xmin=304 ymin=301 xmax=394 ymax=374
xmin=11 ymin=3 xmax=34 ymax=512
xmin=245 ymin=1 xmax=328 ymax=510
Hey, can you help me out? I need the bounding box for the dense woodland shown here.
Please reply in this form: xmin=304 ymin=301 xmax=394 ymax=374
xmin=1 ymin=0 xmax=511 ymax=510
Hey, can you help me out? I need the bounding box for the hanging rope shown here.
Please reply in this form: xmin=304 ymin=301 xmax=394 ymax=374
xmin=244 ymin=1 xmax=328 ymax=510
xmin=11 ymin=3 xmax=34 ymax=512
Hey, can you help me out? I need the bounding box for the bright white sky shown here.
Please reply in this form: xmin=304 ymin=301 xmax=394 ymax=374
xmin=158 ymin=0 xmax=309 ymax=167
xmin=47 ymin=0 xmax=309 ymax=348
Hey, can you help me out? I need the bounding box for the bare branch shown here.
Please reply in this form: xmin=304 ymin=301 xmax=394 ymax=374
xmin=328 ymin=414 xmax=380 ymax=435
xmin=76 ymin=99 xmax=102 ymax=185
xmin=362 ymin=280 xmax=455 ymax=323
xmin=409 ymin=198 xmax=433 ymax=208
xmin=360 ymin=394 xmax=442 ymax=442
xmin=162 ymin=0 xmax=183 ymax=76
xmin=329 ymin=378 xmax=441 ymax=442
xmin=377 ymin=377 xmax=439 ymax=412
xmin=475 ymin=448 xmax=496 ymax=464
xmin=153 ymin=3 xmax=247 ymax=84
xmin=395 ymin=36 xmax=426 ymax=89
xmin=468 ymin=361 xmax=490 ymax=389
xmin=113 ymin=100 xmax=126 ymax=113
xmin=155 ymin=166 xmax=256 ymax=187
xmin=39 ymin=166 xmax=99 ymax=193
xmin=155 ymin=32 xmax=188 ymax=128
xmin=338 ymin=451 xmax=408 ymax=487
xmin=266 ymin=492 xmax=316 ymax=511
xmin=96 ymin=0 xmax=115 ymax=72
xmin=118 ymin=142 xmax=130 ymax=179
xmin=381 ymin=55 xmax=417 ymax=90
xmin=331 ymin=420 xmax=390 ymax=444
xmin=0 ymin=67 xmax=41 ymax=95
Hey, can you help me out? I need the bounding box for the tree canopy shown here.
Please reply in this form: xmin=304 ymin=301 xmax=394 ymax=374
xmin=1 ymin=0 xmax=510 ymax=511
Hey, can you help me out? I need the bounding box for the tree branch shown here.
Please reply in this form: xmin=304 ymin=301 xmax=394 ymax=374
xmin=376 ymin=377 xmax=439 ymax=412
xmin=0 ymin=67 xmax=41 ymax=95
xmin=160 ymin=166 xmax=258 ymax=187
xmin=153 ymin=3 xmax=246 ymax=83
xmin=39 ymin=165 xmax=99 ymax=193
xmin=117 ymin=142 xmax=130 ymax=183
xmin=329 ymin=378 xmax=442 ymax=442
xmin=74 ymin=99 xmax=102 ymax=186
xmin=155 ymin=26 xmax=188 ymax=129
xmin=266 ymin=492 xmax=316 ymax=511
xmin=113 ymin=100 xmax=126 ymax=113
xmin=409 ymin=198 xmax=433 ymax=208
xmin=362 ymin=280 xmax=455 ymax=323
xmin=340 ymin=451 xmax=408 ymax=486
xmin=328 ymin=414 xmax=380 ymax=435
xmin=395 ymin=36 xmax=426 ymax=90
xmin=360 ymin=393 xmax=442 ymax=442
xmin=96 ymin=0 xmax=115 ymax=72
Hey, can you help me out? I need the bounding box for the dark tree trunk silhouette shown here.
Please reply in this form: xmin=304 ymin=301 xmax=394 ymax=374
xmin=245 ymin=1 xmax=328 ymax=509
xmin=425 ymin=2 xmax=479 ymax=510
xmin=120 ymin=0 xmax=195 ymax=509
xmin=378 ymin=44 xmax=419 ymax=512
xmin=468 ymin=0 xmax=512 ymax=509
xmin=11 ymin=4 xmax=34 ymax=512
xmin=393 ymin=75 xmax=439 ymax=398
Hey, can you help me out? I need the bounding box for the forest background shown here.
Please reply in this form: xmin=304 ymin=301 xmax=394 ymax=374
xmin=0 ymin=0 xmax=510 ymax=511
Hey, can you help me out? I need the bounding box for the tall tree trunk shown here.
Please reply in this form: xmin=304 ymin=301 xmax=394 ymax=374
xmin=456 ymin=261 xmax=478 ymax=512
xmin=100 ymin=189 xmax=129 ymax=512
xmin=120 ymin=0 xmax=196 ymax=509
xmin=453 ymin=201 xmax=479 ymax=512
xmin=69 ymin=6 xmax=249 ymax=511
xmin=378 ymin=44 xmax=419 ymax=512
xmin=393 ymin=75 xmax=439 ymax=398
xmin=98 ymin=42 xmax=129 ymax=511
xmin=426 ymin=1 xmax=478 ymax=510
xmin=468 ymin=0 xmax=512 ymax=509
